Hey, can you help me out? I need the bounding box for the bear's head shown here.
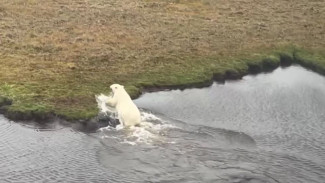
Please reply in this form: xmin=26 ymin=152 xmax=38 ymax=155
xmin=110 ymin=84 xmax=124 ymax=95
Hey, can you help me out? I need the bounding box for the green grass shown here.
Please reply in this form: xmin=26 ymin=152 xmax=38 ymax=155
xmin=294 ymin=49 xmax=325 ymax=74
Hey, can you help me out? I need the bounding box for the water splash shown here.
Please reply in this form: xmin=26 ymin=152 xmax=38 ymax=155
xmin=95 ymin=93 xmax=116 ymax=114
xmin=98 ymin=110 xmax=178 ymax=145
xmin=95 ymin=94 xmax=177 ymax=145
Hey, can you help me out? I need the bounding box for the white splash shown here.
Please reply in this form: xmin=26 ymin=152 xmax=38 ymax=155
xmin=141 ymin=112 xmax=161 ymax=121
xmin=95 ymin=94 xmax=177 ymax=145
xmin=95 ymin=93 xmax=116 ymax=113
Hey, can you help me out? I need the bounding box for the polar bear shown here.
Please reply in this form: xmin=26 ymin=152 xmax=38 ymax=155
xmin=105 ymin=84 xmax=141 ymax=127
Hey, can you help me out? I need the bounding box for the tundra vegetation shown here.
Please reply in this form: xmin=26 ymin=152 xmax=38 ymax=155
xmin=0 ymin=0 xmax=324 ymax=121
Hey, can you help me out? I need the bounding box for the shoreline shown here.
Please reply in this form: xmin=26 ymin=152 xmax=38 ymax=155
xmin=141 ymin=48 xmax=324 ymax=92
xmin=1 ymin=47 xmax=324 ymax=123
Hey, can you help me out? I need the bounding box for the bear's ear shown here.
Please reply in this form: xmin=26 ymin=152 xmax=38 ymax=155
xmin=121 ymin=85 xmax=124 ymax=88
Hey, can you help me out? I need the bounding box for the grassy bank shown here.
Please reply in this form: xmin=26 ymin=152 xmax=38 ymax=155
xmin=0 ymin=0 xmax=324 ymax=121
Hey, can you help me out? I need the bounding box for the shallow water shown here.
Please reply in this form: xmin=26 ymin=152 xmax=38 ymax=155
xmin=1 ymin=66 xmax=325 ymax=183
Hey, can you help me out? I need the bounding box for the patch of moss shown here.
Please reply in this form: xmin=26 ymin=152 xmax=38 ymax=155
xmin=5 ymin=103 xmax=53 ymax=121
xmin=0 ymin=96 xmax=12 ymax=106
xmin=0 ymin=96 xmax=12 ymax=113
xmin=55 ymin=108 xmax=98 ymax=121
xmin=261 ymin=55 xmax=281 ymax=72
xmin=124 ymin=85 xmax=142 ymax=99
xmin=294 ymin=49 xmax=325 ymax=75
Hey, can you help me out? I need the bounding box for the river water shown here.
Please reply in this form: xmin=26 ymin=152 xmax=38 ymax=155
xmin=1 ymin=66 xmax=325 ymax=183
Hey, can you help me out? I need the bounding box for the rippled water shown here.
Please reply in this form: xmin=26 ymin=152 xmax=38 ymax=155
xmin=1 ymin=66 xmax=325 ymax=183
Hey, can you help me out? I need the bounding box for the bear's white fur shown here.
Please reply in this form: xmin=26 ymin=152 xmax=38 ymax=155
xmin=106 ymin=84 xmax=141 ymax=127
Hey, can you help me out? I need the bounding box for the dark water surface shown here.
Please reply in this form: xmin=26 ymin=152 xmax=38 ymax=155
xmin=1 ymin=66 xmax=325 ymax=183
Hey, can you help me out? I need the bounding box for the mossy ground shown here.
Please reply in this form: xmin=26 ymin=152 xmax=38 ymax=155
xmin=0 ymin=0 xmax=324 ymax=121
